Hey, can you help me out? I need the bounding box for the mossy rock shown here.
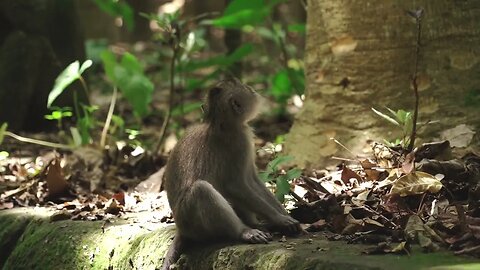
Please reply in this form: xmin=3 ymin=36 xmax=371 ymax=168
xmin=0 ymin=208 xmax=478 ymax=270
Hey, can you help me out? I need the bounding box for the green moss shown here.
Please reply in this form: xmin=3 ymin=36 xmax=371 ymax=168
xmin=0 ymin=208 xmax=478 ymax=270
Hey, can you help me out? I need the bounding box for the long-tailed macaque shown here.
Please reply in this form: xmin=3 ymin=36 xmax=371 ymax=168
xmin=161 ymin=78 xmax=300 ymax=269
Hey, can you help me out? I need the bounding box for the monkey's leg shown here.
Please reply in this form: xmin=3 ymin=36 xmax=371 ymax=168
xmin=177 ymin=180 xmax=271 ymax=244
xmin=160 ymin=234 xmax=185 ymax=270
xmin=234 ymin=206 xmax=263 ymax=229
xmin=245 ymin=170 xmax=302 ymax=234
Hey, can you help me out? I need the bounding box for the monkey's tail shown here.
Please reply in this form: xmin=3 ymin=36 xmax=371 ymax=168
xmin=161 ymin=233 xmax=184 ymax=270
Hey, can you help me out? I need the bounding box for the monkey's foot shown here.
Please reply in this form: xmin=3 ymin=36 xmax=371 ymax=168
xmin=270 ymin=215 xmax=302 ymax=235
xmin=241 ymin=228 xmax=271 ymax=244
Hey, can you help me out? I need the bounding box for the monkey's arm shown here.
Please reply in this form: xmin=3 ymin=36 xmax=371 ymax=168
xmin=249 ymin=167 xmax=289 ymax=214
xmin=225 ymin=178 xmax=299 ymax=234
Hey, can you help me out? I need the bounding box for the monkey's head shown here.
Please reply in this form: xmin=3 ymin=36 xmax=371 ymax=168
xmin=204 ymin=78 xmax=260 ymax=125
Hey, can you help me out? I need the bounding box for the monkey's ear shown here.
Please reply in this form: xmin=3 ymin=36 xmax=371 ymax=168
xmin=208 ymin=87 xmax=222 ymax=101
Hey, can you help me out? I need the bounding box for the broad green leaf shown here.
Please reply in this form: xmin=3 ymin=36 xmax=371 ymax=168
xmin=180 ymin=44 xmax=253 ymax=72
xmin=212 ymin=9 xmax=269 ymax=28
xmin=275 ymin=176 xmax=291 ymax=202
xmin=286 ymin=168 xmax=302 ymax=180
xmin=403 ymin=112 xmax=413 ymax=136
xmin=372 ymin=108 xmax=400 ymax=126
xmin=0 ymin=123 xmax=7 ymax=145
xmin=69 ymin=127 xmax=82 ymax=147
xmin=101 ymin=50 xmax=117 ymax=81
xmin=271 ymin=70 xmax=293 ymax=102
xmin=121 ymin=53 xmax=142 ymax=73
xmin=268 ymin=155 xmax=294 ymax=171
xmin=258 ymin=171 xmax=273 ymax=183
xmin=287 ymin=23 xmax=306 ymax=33
xmin=396 ymin=109 xmax=410 ymax=124
xmin=48 ymin=60 xmax=93 ymax=107
xmin=48 ymin=61 xmax=79 ymax=107
xmin=101 ymin=50 xmax=154 ymax=118
xmin=224 ymin=0 xmax=265 ymax=15
xmin=79 ymin=60 xmax=93 ymax=74
xmin=90 ymin=0 xmax=134 ymax=31
xmin=211 ymin=0 xmax=270 ymax=29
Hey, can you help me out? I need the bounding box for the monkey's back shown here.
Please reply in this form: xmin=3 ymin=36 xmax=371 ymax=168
xmin=164 ymin=123 xmax=253 ymax=215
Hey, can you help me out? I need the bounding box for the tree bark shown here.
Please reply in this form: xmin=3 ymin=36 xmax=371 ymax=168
xmin=0 ymin=0 xmax=85 ymax=131
xmin=285 ymin=0 xmax=480 ymax=168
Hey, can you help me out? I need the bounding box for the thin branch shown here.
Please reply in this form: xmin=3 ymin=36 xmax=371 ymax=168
xmin=5 ymin=131 xmax=72 ymax=150
xmin=156 ymin=41 xmax=180 ymax=154
xmin=407 ymin=9 xmax=423 ymax=152
xmin=100 ymin=87 xmax=118 ymax=148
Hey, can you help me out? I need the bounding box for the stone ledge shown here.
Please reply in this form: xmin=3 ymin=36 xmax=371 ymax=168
xmin=0 ymin=208 xmax=477 ymax=270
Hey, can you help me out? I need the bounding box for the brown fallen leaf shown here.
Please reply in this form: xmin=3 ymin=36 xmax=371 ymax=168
xmin=45 ymin=158 xmax=69 ymax=197
xmin=390 ymin=171 xmax=443 ymax=197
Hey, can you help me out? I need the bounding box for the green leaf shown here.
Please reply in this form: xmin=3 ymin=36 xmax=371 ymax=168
xmin=275 ymin=176 xmax=291 ymax=202
xmin=372 ymin=108 xmax=400 ymax=126
xmin=268 ymin=155 xmax=294 ymax=171
xmin=224 ymin=0 xmax=265 ymax=15
xmin=287 ymin=23 xmax=306 ymax=33
xmin=0 ymin=123 xmax=8 ymax=145
xmin=90 ymin=0 xmax=134 ymax=31
xmin=48 ymin=61 xmax=79 ymax=107
xmin=286 ymin=168 xmax=302 ymax=180
xmin=79 ymin=60 xmax=93 ymax=74
xmin=212 ymin=9 xmax=269 ymax=28
xmin=271 ymin=70 xmax=293 ymax=102
xmin=211 ymin=0 xmax=269 ymax=29
xmin=69 ymin=127 xmax=82 ymax=147
xmin=258 ymin=171 xmax=273 ymax=183
xmin=48 ymin=60 xmax=93 ymax=108
xmin=180 ymin=44 xmax=253 ymax=72
xmin=101 ymin=51 xmax=154 ymax=118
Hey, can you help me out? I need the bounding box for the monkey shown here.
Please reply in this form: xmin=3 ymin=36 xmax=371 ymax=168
xmin=160 ymin=78 xmax=301 ymax=270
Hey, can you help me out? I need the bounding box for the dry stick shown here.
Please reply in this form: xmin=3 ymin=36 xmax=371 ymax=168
xmin=407 ymin=10 xmax=423 ymax=153
xmin=5 ymin=131 xmax=72 ymax=150
xmin=100 ymin=87 xmax=118 ymax=148
xmin=156 ymin=42 xmax=180 ymax=154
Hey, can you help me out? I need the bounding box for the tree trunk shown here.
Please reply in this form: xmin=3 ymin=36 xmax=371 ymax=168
xmin=285 ymin=0 xmax=480 ymax=168
xmin=0 ymin=0 xmax=85 ymax=131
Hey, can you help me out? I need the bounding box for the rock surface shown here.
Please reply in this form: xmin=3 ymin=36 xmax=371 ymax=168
xmin=0 ymin=207 xmax=477 ymax=270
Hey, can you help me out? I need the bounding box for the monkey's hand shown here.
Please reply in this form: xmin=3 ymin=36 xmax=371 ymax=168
xmin=270 ymin=215 xmax=302 ymax=235
xmin=241 ymin=228 xmax=272 ymax=244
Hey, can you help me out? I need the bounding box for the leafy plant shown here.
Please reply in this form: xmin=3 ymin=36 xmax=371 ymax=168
xmin=372 ymin=107 xmax=413 ymax=148
xmin=209 ymin=0 xmax=305 ymax=106
xmin=48 ymin=60 xmax=94 ymax=146
xmin=101 ymin=51 xmax=154 ymax=118
xmin=47 ymin=60 xmax=92 ymax=108
xmin=44 ymin=107 xmax=73 ymax=129
xmin=259 ymin=154 xmax=301 ymax=203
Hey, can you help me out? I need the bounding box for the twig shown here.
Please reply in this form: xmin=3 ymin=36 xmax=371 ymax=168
xmin=100 ymin=87 xmax=118 ymax=148
xmin=407 ymin=9 xmax=424 ymax=152
xmin=156 ymin=32 xmax=180 ymax=154
xmin=5 ymin=131 xmax=72 ymax=150
xmin=289 ymin=190 xmax=308 ymax=205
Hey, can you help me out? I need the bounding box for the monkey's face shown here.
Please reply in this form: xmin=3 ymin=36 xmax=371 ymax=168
xmin=206 ymin=79 xmax=260 ymax=124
